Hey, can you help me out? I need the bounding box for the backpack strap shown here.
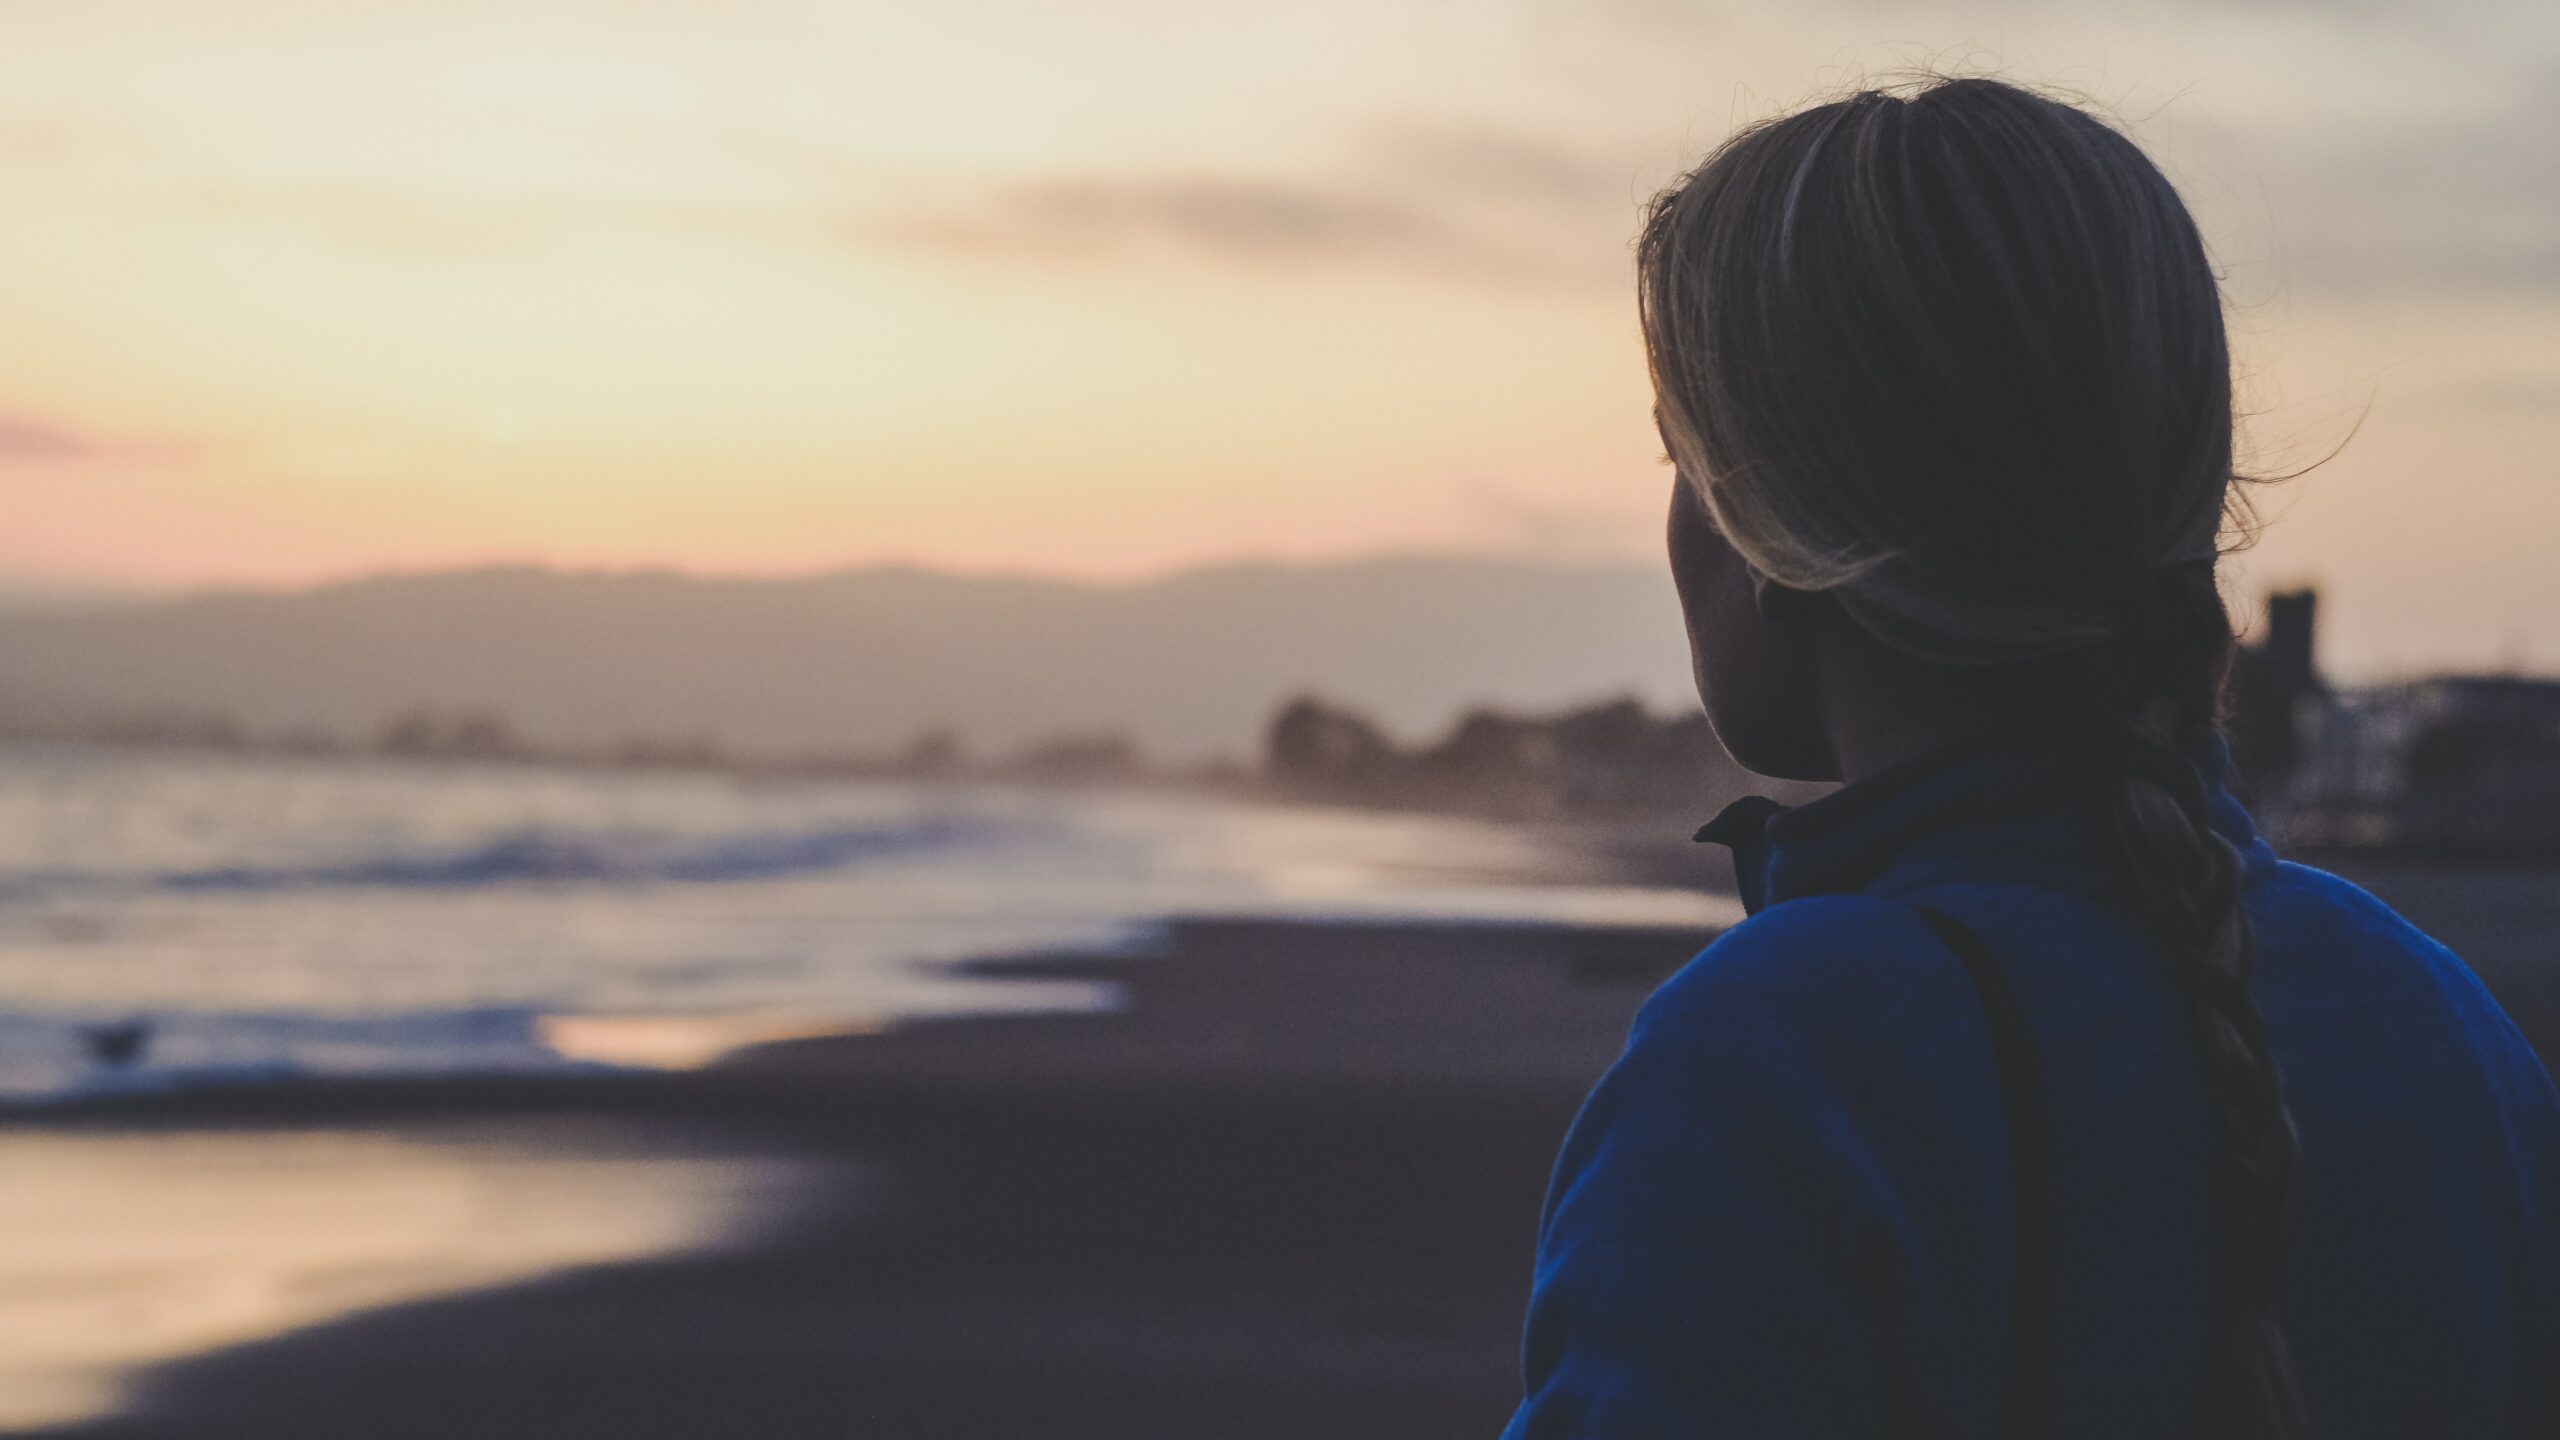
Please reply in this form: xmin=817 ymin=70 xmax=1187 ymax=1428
xmin=1914 ymin=905 xmax=2056 ymax=1440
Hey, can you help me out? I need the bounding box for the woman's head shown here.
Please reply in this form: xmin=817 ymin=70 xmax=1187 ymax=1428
xmin=1643 ymin=77 xmax=2247 ymax=774
xmin=1645 ymin=76 xmax=2309 ymax=1438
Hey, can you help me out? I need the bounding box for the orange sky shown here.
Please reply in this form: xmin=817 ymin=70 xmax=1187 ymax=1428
xmin=1 ymin=0 xmax=2555 ymax=676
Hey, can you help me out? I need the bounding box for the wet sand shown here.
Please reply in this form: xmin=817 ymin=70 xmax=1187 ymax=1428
xmin=7 ymin=918 xmax=1707 ymax=1440
xmin=0 ymin=1120 xmax=858 ymax=1431
xmin=8 ymin=863 xmax=2554 ymax=1440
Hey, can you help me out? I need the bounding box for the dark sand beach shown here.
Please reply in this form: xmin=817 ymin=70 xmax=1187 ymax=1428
xmin=6 ymin=862 xmax=2552 ymax=1440
xmin=6 ymin=917 xmax=1707 ymax=1440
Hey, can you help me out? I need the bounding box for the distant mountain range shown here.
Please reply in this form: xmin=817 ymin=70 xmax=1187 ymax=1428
xmin=0 ymin=556 xmax=1701 ymax=760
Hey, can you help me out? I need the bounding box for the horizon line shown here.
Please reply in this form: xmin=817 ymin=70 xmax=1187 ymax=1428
xmin=0 ymin=545 xmax=1676 ymax=608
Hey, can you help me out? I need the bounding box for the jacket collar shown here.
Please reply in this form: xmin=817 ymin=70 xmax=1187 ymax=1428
xmin=1694 ymin=731 xmax=2272 ymax=915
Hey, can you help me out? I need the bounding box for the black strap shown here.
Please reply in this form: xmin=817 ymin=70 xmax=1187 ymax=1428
xmin=1915 ymin=906 xmax=2056 ymax=1440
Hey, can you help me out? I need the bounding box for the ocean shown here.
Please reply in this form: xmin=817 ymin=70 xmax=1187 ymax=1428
xmin=0 ymin=743 xmax=1736 ymax=1102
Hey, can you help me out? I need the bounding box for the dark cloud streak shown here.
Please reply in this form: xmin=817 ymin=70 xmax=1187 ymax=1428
xmin=0 ymin=415 xmax=100 ymax=462
xmin=1362 ymin=121 xmax=1634 ymax=209
xmin=858 ymin=172 xmax=1607 ymax=283
xmin=171 ymin=166 xmax=1597 ymax=283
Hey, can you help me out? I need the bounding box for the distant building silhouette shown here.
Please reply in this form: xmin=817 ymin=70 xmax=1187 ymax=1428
xmin=2225 ymin=588 xmax=2560 ymax=858
xmin=2227 ymin=588 xmax=2324 ymax=793
xmin=2285 ymin=674 xmax=2560 ymax=856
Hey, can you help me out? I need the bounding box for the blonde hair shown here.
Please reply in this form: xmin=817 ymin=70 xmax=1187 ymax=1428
xmin=1642 ymin=80 xmax=2246 ymax=665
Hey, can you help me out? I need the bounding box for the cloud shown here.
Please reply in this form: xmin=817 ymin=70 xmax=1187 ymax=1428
xmin=166 ymin=161 xmax=1571 ymax=281
xmin=0 ymin=411 xmax=197 ymax=469
xmin=0 ymin=118 xmax=94 ymax=164
xmin=0 ymin=415 xmax=100 ymax=462
xmin=2266 ymin=72 xmax=2560 ymax=296
xmin=1361 ymin=121 xmax=1632 ymax=209
xmin=56 ymin=93 xmax=1626 ymax=285
xmin=859 ymin=173 xmax=1538 ymax=273
xmin=852 ymin=166 xmax=1634 ymax=287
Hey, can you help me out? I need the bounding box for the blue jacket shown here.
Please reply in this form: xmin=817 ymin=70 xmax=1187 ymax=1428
xmin=1505 ymin=735 xmax=2560 ymax=1437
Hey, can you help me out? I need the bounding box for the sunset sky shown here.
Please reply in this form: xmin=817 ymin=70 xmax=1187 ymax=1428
xmin=1 ymin=0 xmax=2555 ymax=675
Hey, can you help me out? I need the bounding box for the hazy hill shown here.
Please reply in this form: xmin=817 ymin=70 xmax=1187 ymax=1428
xmin=0 ymin=556 xmax=1699 ymax=759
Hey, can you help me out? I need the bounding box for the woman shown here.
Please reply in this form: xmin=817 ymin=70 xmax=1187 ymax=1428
xmin=1505 ymin=78 xmax=2560 ymax=1438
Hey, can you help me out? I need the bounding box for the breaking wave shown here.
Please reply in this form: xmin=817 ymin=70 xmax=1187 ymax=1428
xmin=150 ymin=815 xmax=1014 ymax=893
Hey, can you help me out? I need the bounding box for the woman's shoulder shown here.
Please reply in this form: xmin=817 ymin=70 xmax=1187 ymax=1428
xmin=1628 ymin=895 xmax=1979 ymax=1088
xmin=2253 ymin=856 xmax=2459 ymax=954
xmin=2252 ymin=858 xmax=2560 ymax=1100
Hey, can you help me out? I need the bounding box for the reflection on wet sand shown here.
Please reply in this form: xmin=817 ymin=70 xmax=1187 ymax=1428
xmin=0 ymin=1122 xmax=852 ymax=1430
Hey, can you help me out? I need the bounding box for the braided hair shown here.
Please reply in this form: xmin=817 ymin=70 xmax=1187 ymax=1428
xmin=1638 ymin=77 xmax=2308 ymax=1433
xmin=2103 ymin=568 xmax=2307 ymax=1435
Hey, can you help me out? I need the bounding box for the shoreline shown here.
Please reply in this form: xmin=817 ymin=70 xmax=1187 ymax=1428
xmin=0 ymin=913 xmax=1713 ymax=1124
xmin=5 ymin=865 xmax=2551 ymax=1437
